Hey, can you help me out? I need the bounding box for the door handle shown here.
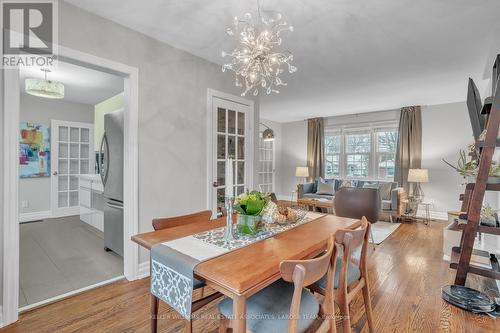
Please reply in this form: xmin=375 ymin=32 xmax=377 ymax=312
xmin=53 ymin=171 xmax=58 ymax=176
xmin=212 ymin=181 xmax=219 ymax=187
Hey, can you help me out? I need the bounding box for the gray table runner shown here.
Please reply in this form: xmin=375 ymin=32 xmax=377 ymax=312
xmin=150 ymin=212 xmax=325 ymax=319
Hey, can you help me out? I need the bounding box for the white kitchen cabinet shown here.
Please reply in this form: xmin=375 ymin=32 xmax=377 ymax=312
xmin=79 ymin=174 xmax=104 ymax=232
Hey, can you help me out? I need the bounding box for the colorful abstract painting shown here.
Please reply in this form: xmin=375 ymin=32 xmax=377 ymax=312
xmin=19 ymin=123 xmax=50 ymax=178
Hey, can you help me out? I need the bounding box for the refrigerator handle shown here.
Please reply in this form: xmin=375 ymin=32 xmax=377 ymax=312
xmin=106 ymin=201 xmax=123 ymax=210
xmin=100 ymin=133 xmax=110 ymax=186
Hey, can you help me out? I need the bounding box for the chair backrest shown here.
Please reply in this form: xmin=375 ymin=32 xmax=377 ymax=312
xmin=152 ymin=210 xmax=212 ymax=231
xmin=334 ymin=217 xmax=370 ymax=290
xmin=279 ymin=238 xmax=335 ymax=333
xmin=334 ymin=187 xmax=380 ymax=223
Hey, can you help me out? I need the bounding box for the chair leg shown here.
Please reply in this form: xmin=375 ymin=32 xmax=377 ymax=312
xmin=150 ymin=293 xmax=159 ymax=333
xmin=185 ymin=319 xmax=192 ymax=333
xmin=362 ymin=285 xmax=374 ymax=333
xmin=339 ymin=300 xmax=351 ymax=333
xmin=219 ymin=316 xmax=230 ymax=333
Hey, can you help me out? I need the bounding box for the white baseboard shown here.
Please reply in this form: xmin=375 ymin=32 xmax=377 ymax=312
xmin=416 ymin=210 xmax=448 ymax=220
xmin=138 ymin=261 xmax=150 ymax=279
xmin=19 ymin=210 xmax=52 ymax=223
xmin=0 ymin=305 xmax=3 ymax=328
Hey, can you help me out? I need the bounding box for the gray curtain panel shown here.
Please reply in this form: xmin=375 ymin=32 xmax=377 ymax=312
xmin=394 ymin=106 xmax=422 ymax=193
xmin=307 ymin=118 xmax=325 ymax=181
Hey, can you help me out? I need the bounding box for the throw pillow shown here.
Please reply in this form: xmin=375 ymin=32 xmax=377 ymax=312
xmin=362 ymin=183 xmax=379 ymax=190
xmin=312 ymin=178 xmax=319 ymax=193
xmin=379 ymin=182 xmax=392 ymax=200
xmin=316 ymin=178 xmax=334 ymax=195
xmin=339 ymin=180 xmax=353 ymax=188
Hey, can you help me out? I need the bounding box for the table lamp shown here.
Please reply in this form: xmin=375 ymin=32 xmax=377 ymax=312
xmin=296 ymin=166 xmax=309 ymax=183
xmin=408 ymin=168 xmax=428 ymax=201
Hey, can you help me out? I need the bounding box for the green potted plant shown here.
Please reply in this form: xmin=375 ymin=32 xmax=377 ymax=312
xmin=233 ymin=191 xmax=270 ymax=235
xmin=443 ymin=147 xmax=500 ymax=183
xmin=480 ymin=203 xmax=499 ymax=227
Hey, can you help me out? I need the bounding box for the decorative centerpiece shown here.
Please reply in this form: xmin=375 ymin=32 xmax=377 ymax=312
xmin=233 ymin=191 xmax=270 ymax=235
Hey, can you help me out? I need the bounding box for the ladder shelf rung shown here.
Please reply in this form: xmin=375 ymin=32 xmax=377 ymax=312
xmin=449 ymin=247 xmax=500 ymax=280
xmin=465 ymin=182 xmax=500 ymax=191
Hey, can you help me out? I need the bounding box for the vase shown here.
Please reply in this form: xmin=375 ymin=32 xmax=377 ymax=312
xmin=237 ymin=214 xmax=263 ymax=235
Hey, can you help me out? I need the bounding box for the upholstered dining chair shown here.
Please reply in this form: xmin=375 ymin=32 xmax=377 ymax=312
xmin=311 ymin=217 xmax=374 ymax=333
xmin=151 ymin=210 xmax=222 ymax=333
xmin=334 ymin=187 xmax=380 ymax=248
xmin=218 ymin=237 xmax=337 ymax=333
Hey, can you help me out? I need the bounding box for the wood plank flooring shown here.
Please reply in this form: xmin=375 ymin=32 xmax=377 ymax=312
xmin=2 ymin=220 xmax=498 ymax=332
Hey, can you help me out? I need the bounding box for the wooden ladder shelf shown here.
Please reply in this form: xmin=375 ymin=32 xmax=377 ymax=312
xmin=452 ymin=60 xmax=500 ymax=285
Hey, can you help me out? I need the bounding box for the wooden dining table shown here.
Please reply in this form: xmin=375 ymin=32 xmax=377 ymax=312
xmin=132 ymin=214 xmax=361 ymax=333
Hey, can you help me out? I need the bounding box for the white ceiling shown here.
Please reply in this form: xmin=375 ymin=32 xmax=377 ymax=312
xmin=20 ymin=60 xmax=124 ymax=105
xmin=65 ymin=0 xmax=500 ymax=122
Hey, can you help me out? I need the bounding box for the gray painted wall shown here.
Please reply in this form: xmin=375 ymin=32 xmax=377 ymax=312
xmin=19 ymin=94 xmax=94 ymax=214
xmin=56 ymin=2 xmax=260 ymax=265
xmin=275 ymin=103 xmax=486 ymax=217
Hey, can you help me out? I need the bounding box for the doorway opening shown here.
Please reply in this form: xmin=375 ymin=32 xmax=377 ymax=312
xmin=2 ymin=45 xmax=139 ymax=326
xmin=18 ymin=61 xmax=126 ymax=309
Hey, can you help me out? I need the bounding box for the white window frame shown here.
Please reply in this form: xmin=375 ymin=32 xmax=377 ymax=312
xmin=324 ymin=122 xmax=398 ymax=181
xmin=373 ymin=127 xmax=398 ymax=180
xmin=324 ymin=130 xmax=341 ymax=178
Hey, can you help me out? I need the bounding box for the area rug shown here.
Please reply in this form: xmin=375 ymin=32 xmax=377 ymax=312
xmin=370 ymin=221 xmax=401 ymax=244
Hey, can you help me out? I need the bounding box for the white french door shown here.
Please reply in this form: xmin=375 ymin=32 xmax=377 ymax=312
xmin=258 ymin=134 xmax=275 ymax=193
xmin=209 ymin=94 xmax=254 ymax=216
xmin=51 ymin=120 xmax=95 ymax=217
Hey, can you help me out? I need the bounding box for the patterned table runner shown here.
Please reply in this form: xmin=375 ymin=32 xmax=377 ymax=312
xmin=150 ymin=211 xmax=325 ymax=318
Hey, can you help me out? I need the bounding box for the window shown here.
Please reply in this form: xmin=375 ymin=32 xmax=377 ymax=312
xmin=324 ymin=125 xmax=398 ymax=180
xmin=375 ymin=129 xmax=397 ymax=179
xmin=345 ymin=131 xmax=371 ymax=178
xmin=325 ymin=133 xmax=341 ymax=178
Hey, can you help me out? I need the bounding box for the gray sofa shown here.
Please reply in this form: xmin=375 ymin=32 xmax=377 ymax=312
xmin=297 ymin=179 xmax=405 ymax=217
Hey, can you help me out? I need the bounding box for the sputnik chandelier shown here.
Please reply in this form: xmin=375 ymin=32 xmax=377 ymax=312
xmin=221 ymin=2 xmax=296 ymax=96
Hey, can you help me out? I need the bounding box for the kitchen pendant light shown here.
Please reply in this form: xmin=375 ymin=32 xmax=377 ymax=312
xmin=25 ymin=68 xmax=64 ymax=99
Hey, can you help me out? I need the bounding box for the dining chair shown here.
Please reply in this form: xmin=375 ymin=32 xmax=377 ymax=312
xmin=151 ymin=210 xmax=222 ymax=333
xmin=311 ymin=217 xmax=374 ymax=333
xmin=218 ymin=237 xmax=337 ymax=333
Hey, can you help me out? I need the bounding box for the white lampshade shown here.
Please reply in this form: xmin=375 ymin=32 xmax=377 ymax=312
xmin=25 ymin=78 xmax=64 ymax=99
xmin=408 ymin=169 xmax=429 ymax=183
xmin=296 ymin=166 xmax=309 ymax=178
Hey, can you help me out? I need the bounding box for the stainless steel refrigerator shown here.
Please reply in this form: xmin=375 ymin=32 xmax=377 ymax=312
xmin=100 ymin=109 xmax=124 ymax=257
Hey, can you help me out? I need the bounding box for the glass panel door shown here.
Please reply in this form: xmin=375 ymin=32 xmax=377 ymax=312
xmin=51 ymin=120 xmax=94 ymax=217
xmin=258 ymin=135 xmax=274 ymax=193
xmin=211 ymin=97 xmax=251 ymax=215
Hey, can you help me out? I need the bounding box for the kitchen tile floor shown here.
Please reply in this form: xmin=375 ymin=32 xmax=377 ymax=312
xmin=19 ymin=216 xmax=123 ymax=307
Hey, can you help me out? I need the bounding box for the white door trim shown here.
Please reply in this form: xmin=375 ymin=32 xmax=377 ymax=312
xmin=206 ymin=89 xmax=255 ymax=212
xmin=2 ymin=44 xmax=140 ymax=327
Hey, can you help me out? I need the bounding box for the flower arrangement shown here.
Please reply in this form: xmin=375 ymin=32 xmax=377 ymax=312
xmin=233 ymin=191 xmax=270 ymax=234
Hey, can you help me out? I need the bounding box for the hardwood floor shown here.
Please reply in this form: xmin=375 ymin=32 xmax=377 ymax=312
xmin=1 ymin=221 xmax=498 ymax=333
